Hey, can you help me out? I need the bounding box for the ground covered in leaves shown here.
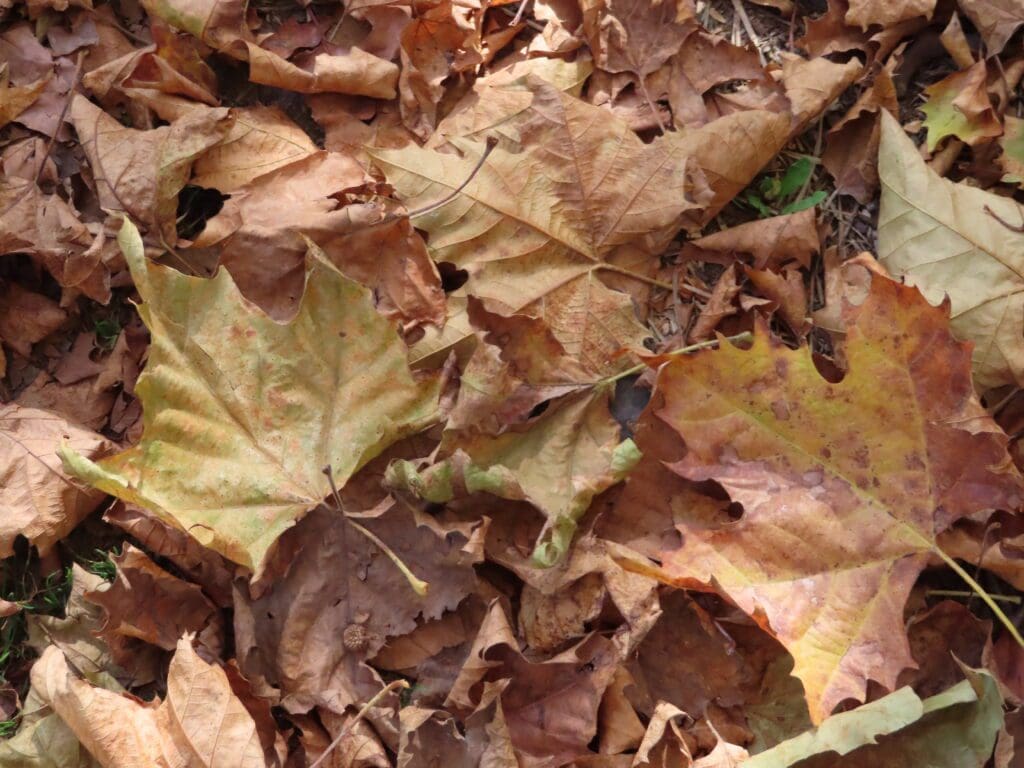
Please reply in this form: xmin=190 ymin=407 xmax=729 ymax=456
xmin=3 ymin=0 xmax=1024 ymax=765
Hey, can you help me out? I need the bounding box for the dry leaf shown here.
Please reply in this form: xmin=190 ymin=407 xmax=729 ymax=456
xmin=921 ymin=61 xmax=1002 ymax=151
xmin=877 ymin=110 xmax=1024 ymax=390
xmin=61 ymin=219 xmax=441 ymax=576
xmin=0 ymin=404 xmax=112 ymax=558
xmin=653 ymin=271 xmax=1022 ymax=722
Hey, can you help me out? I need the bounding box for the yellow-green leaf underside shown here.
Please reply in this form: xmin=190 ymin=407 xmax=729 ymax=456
xmin=61 ymin=220 xmax=440 ymax=575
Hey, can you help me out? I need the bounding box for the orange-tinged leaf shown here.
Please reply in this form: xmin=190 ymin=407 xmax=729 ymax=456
xmin=61 ymin=219 xmax=441 ymax=576
xmin=654 ymin=270 xmax=1022 ymax=722
xmin=34 ymin=637 xmax=274 ymax=767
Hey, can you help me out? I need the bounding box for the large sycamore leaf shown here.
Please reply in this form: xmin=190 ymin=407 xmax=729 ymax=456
xmin=372 ymin=71 xmax=789 ymax=361
xmin=61 ymin=220 xmax=440 ymax=575
xmin=877 ymin=110 xmax=1024 ymax=391
xmin=653 ymin=271 xmax=1023 ymax=722
xmin=745 ymin=667 xmax=1002 ymax=767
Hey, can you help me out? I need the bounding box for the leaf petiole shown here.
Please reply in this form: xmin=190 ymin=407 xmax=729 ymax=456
xmin=933 ymin=545 xmax=1024 ymax=646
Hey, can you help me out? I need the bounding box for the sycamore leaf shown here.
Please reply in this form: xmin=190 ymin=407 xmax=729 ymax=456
xmin=0 ymin=405 xmax=113 ymax=559
xmin=69 ymin=95 xmax=231 ymax=244
xmin=744 ymin=667 xmax=1003 ymax=767
xmin=579 ymin=0 xmax=696 ymax=78
xmin=877 ymin=109 xmax=1024 ymax=390
xmin=844 ymin=0 xmax=935 ymax=29
xmin=191 ymin=105 xmax=317 ymax=192
xmin=958 ymin=0 xmax=1024 ymax=53
xmin=999 ymin=115 xmax=1024 ymax=185
xmin=654 ymin=270 xmax=1022 ymax=722
xmin=35 ymin=638 xmax=272 ymax=767
xmin=373 ymin=73 xmax=788 ymax=362
xmin=0 ymin=71 xmax=51 ymax=129
xmin=389 ymin=387 xmax=640 ymax=565
xmin=921 ymin=61 xmax=1002 ymax=151
xmin=61 ymin=219 xmax=440 ymax=576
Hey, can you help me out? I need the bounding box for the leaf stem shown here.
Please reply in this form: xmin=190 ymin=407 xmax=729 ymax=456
xmin=934 ymin=546 xmax=1024 ymax=646
xmin=926 ymin=588 xmax=1021 ymax=604
xmin=599 ymin=332 xmax=753 ymax=386
xmin=308 ymin=679 xmax=409 ymax=768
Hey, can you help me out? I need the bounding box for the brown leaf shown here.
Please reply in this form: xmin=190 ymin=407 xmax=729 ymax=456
xmin=232 ymin=502 xmax=482 ymax=713
xmin=744 ymin=266 xmax=809 ymax=334
xmin=685 ymin=209 xmax=819 ymax=270
xmin=689 ymin=265 xmax=741 ymax=342
xmin=822 ymin=64 xmax=898 ymax=202
xmin=958 ymin=0 xmax=1024 ymax=53
xmin=104 ymin=503 xmax=236 ymax=607
xmin=0 ymin=71 xmax=52 ymax=129
xmin=85 ymin=544 xmax=223 ymax=656
xmin=844 ymin=0 xmax=936 ymax=29
xmin=0 ymin=283 xmax=67 ymax=358
xmin=580 ymin=0 xmax=696 ymax=79
xmin=70 ymin=95 xmax=231 ymax=243
xmin=0 ymin=404 xmax=112 ymax=558
xmin=777 ymin=53 xmax=863 ymax=136
xmin=243 ymin=42 xmax=399 ymax=98
xmin=189 ymin=152 xmax=380 ymax=320
xmin=654 ymin=271 xmax=1023 ymax=721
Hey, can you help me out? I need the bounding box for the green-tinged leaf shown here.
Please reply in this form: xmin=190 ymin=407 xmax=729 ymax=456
xmin=387 ymin=387 xmax=641 ymax=566
xmin=780 ymin=190 xmax=826 ymax=215
xmin=877 ymin=110 xmax=1024 ymax=390
xmin=778 ymin=157 xmax=815 ymax=199
xmin=744 ymin=667 xmax=1003 ymax=767
xmin=61 ymin=220 xmax=441 ymax=576
xmin=999 ymin=115 xmax=1024 ymax=185
xmin=920 ymin=62 xmax=1002 ymax=152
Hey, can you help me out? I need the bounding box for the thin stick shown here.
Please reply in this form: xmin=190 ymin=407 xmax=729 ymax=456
xmin=637 ymin=76 xmax=667 ymax=134
xmin=984 ymin=204 xmax=1024 ymax=233
xmin=934 ymin=546 xmax=1024 ymax=647
xmin=731 ymin=0 xmax=767 ymax=65
xmin=599 ymin=331 xmax=753 ymax=386
xmin=308 ymin=680 xmax=409 ymax=768
xmin=927 ymin=589 xmax=1021 ymax=604
xmin=407 ymin=137 xmax=499 ymax=220
xmin=322 ymin=467 xmax=429 ymax=597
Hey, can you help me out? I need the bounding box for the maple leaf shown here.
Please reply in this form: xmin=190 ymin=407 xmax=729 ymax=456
xmin=744 ymin=667 xmax=1002 ymax=767
xmin=921 ymin=61 xmax=1002 ymax=151
xmin=877 ymin=110 xmax=1024 ymax=390
xmin=61 ymin=219 xmax=441 ymax=575
xmin=651 ymin=270 xmax=1022 ymax=722
xmin=957 ymin=0 xmax=1024 ymax=53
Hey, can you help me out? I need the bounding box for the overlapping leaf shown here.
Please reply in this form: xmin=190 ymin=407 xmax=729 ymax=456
xmin=61 ymin=220 xmax=441 ymax=575
xmin=652 ymin=270 xmax=1022 ymax=722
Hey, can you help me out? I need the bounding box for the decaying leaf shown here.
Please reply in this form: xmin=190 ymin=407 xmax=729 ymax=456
xmin=651 ymin=270 xmax=1022 ymax=722
xmin=921 ymin=61 xmax=1002 ymax=151
xmin=61 ymin=219 xmax=441 ymax=576
xmin=0 ymin=404 xmax=112 ymax=558
xmin=877 ymin=110 xmax=1024 ymax=390
xmin=744 ymin=667 xmax=1003 ymax=767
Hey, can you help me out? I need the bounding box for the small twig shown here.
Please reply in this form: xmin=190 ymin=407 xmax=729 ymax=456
xmin=407 ymin=137 xmax=499 ymax=220
xmin=498 ymin=5 xmax=544 ymax=32
xmin=308 ymin=679 xmax=409 ymax=768
xmin=599 ymin=331 xmax=753 ymax=386
xmin=984 ymin=204 xmax=1024 ymax=233
xmin=926 ymin=589 xmax=1021 ymax=605
xmin=322 ymin=466 xmax=430 ymax=597
xmin=511 ymin=0 xmax=531 ymax=26
xmin=988 ymin=386 xmax=1021 ymax=416
xmin=731 ymin=0 xmax=767 ymax=66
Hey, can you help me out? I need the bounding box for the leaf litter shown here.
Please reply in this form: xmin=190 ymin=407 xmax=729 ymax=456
xmin=3 ymin=0 xmax=1024 ymax=765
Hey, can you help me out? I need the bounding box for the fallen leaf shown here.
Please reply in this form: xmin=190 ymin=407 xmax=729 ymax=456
xmin=0 ymin=404 xmax=112 ymax=559
xmin=822 ymin=63 xmax=898 ymax=202
xmin=844 ymin=0 xmax=935 ymax=29
xmin=232 ymin=501 xmax=482 ymax=713
xmin=0 ymin=283 xmax=67 ymax=358
xmin=877 ymin=109 xmax=1024 ymax=390
xmin=61 ymin=219 xmax=441 ymax=576
xmin=34 ymin=637 xmax=275 ymax=767
xmin=0 ymin=71 xmax=52 ymax=129
xmin=957 ymin=0 xmax=1024 ymax=53
xmin=654 ymin=271 xmax=1022 ymax=722
xmin=580 ymin=0 xmax=696 ymax=80
xmin=684 ymin=209 xmax=819 ymax=270
xmin=85 ymin=544 xmax=223 ymax=656
xmin=743 ymin=667 xmax=1002 ymax=767
xmin=999 ymin=115 xmax=1024 ymax=185
xmin=191 ymin=106 xmax=318 ymax=192
xmin=70 ymin=95 xmax=231 ymax=243
xmin=921 ymin=61 xmax=1002 ymax=151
